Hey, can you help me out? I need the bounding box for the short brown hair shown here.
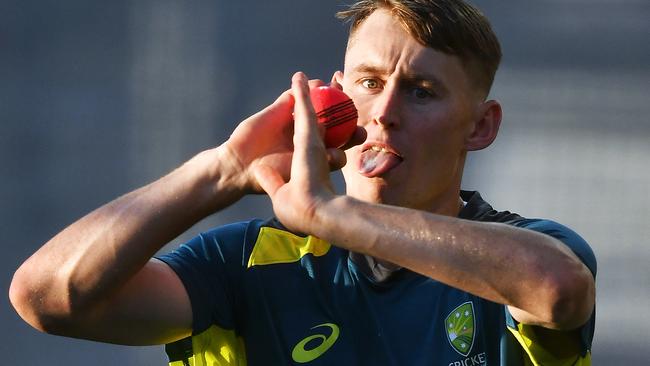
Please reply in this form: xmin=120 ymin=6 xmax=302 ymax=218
xmin=337 ymin=0 xmax=502 ymax=96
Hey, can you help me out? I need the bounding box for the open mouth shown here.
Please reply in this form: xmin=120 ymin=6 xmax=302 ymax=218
xmin=358 ymin=144 xmax=404 ymax=177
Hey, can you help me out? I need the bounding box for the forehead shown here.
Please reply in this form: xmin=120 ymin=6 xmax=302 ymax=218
xmin=344 ymin=10 xmax=471 ymax=90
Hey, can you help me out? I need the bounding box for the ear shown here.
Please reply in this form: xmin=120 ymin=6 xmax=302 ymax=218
xmin=465 ymin=100 xmax=502 ymax=151
xmin=330 ymin=70 xmax=344 ymax=90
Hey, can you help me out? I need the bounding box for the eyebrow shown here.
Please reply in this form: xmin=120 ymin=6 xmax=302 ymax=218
xmin=351 ymin=62 xmax=448 ymax=91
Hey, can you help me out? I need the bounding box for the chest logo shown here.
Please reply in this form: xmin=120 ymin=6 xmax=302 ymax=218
xmin=291 ymin=323 xmax=340 ymax=363
xmin=445 ymin=301 xmax=476 ymax=357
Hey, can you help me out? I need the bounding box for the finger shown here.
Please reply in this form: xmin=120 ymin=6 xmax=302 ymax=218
xmin=340 ymin=126 xmax=367 ymax=151
xmin=291 ymin=78 xmax=324 ymax=129
xmin=253 ymin=164 xmax=285 ymax=197
xmin=291 ymin=72 xmax=322 ymax=148
xmin=308 ymin=79 xmax=326 ymax=90
xmin=330 ymin=71 xmax=344 ymax=90
xmin=326 ymin=148 xmax=347 ymax=171
xmin=227 ymin=89 xmax=296 ymax=154
xmin=287 ymin=79 xmax=325 ymax=99
xmin=259 ymin=89 xmax=295 ymax=121
xmin=239 ymin=88 xmax=295 ymax=135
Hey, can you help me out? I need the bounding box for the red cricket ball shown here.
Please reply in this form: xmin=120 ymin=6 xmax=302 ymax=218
xmin=309 ymin=86 xmax=358 ymax=148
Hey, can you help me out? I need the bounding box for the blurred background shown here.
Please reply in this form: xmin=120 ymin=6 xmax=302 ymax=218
xmin=2 ymin=0 xmax=648 ymax=364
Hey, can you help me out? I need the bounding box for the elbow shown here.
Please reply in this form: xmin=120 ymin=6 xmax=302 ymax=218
xmin=9 ymin=268 xmax=47 ymax=332
xmin=543 ymin=265 xmax=595 ymax=330
xmin=9 ymin=265 xmax=74 ymax=335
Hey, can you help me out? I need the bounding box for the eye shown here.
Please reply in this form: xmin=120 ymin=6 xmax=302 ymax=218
xmin=361 ymin=79 xmax=381 ymax=90
xmin=411 ymin=87 xmax=433 ymax=100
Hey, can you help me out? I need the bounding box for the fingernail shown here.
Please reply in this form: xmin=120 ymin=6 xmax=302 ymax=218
xmin=293 ymin=71 xmax=306 ymax=83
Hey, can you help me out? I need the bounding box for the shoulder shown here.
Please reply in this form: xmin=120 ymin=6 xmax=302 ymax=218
xmin=199 ymin=218 xmax=270 ymax=245
xmin=159 ymin=218 xmax=279 ymax=269
xmin=514 ymin=219 xmax=597 ymax=277
xmin=460 ymin=191 xmax=596 ymax=276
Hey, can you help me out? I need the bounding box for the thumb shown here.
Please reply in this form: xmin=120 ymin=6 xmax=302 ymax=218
xmin=326 ymin=148 xmax=348 ymax=171
xmin=330 ymin=70 xmax=344 ymax=90
xmin=253 ymin=164 xmax=285 ymax=196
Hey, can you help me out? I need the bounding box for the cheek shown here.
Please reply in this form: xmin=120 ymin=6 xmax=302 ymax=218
xmin=419 ymin=105 xmax=469 ymax=138
xmin=342 ymin=83 xmax=371 ymax=115
xmin=408 ymin=116 xmax=467 ymax=162
xmin=406 ymin=110 xmax=451 ymax=138
xmin=348 ymin=95 xmax=374 ymax=124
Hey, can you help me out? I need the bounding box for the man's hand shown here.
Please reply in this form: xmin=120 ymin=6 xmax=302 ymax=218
xmin=253 ymin=72 xmax=360 ymax=235
xmin=222 ymin=74 xmax=362 ymax=196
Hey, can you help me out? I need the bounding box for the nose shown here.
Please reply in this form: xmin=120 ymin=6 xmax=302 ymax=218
xmin=370 ymin=84 xmax=400 ymax=130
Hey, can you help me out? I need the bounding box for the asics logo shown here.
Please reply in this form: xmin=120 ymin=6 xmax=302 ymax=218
xmin=291 ymin=323 xmax=340 ymax=363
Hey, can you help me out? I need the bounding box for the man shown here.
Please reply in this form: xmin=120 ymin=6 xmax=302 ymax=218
xmin=10 ymin=0 xmax=596 ymax=365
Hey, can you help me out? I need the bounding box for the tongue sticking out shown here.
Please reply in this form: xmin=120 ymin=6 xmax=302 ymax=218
xmin=359 ymin=148 xmax=403 ymax=177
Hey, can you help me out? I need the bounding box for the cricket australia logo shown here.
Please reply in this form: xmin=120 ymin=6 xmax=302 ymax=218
xmin=445 ymin=301 xmax=476 ymax=357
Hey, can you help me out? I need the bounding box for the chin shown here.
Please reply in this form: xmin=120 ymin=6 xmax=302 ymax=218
xmin=346 ymin=180 xmax=396 ymax=205
xmin=345 ymin=182 xmax=378 ymax=203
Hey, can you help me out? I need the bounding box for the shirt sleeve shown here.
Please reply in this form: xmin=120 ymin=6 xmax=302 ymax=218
xmin=516 ymin=219 xmax=597 ymax=277
xmin=156 ymin=221 xmax=250 ymax=334
xmin=508 ymin=219 xmax=597 ymax=362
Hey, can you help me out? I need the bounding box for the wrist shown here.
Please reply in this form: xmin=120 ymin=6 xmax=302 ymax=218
xmin=311 ymin=195 xmax=359 ymax=248
xmin=176 ymin=145 xmax=248 ymax=214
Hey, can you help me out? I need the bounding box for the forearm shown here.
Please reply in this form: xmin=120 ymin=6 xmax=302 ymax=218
xmin=314 ymin=196 xmax=594 ymax=329
xmin=10 ymin=146 xmax=243 ymax=326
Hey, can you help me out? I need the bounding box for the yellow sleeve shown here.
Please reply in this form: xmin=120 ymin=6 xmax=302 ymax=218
xmin=507 ymin=323 xmax=591 ymax=366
